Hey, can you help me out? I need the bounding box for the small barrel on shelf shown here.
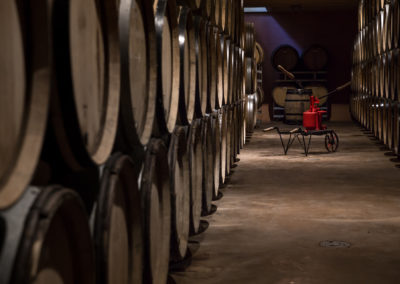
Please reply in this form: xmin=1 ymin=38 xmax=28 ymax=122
xmin=302 ymin=45 xmax=328 ymax=71
xmin=272 ymin=85 xmax=296 ymax=108
xmin=272 ymin=45 xmax=299 ymax=71
xmin=284 ymin=89 xmax=312 ymax=123
xmin=254 ymin=42 xmax=265 ymax=65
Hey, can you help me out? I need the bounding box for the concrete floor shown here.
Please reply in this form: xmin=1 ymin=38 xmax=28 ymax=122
xmin=172 ymin=122 xmax=400 ymax=284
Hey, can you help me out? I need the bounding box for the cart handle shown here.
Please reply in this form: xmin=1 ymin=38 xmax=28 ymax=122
xmin=290 ymin=128 xmax=301 ymax=134
xmin=319 ymin=81 xmax=352 ymax=100
xmin=263 ymin=127 xmax=277 ymax=132
xmin=337 ymin=81 xmax=352 ymax=91
xmin=277 ymin=65 xmax=295 ymax=79
xmin=277 ymin=65 xmax=304 ymax=89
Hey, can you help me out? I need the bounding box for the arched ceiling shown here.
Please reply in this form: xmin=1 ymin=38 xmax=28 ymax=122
xmin=244 ymin=0 xmax=359 ymax=12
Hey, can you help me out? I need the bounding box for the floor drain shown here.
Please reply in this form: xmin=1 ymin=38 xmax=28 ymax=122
xmin=319 ymin=240 xmax=351 ymax=248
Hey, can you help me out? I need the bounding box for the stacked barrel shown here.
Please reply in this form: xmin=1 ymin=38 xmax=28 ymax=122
xmin=0 ymin=0 xmax=255 ymax=283
xmin=351 ymin=0 xmax=399 ymax=153
xmin=244 ymin=22 xmax=262 ymax=134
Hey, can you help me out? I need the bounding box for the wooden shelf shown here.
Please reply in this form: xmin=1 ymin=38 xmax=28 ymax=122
xmin=275 ymin=70 xmax=328 ymax=85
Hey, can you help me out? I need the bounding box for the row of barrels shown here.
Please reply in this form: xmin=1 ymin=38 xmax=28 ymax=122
xmin=0 ymin=0 xmax=252 ymax=284
xmin=243 ymin=22 xmax=263 ymax=132
xmin=352 ymin=49 xmax=399 ymax=100
xmin=272 ymin=45 xmax=329 ymax=71
xmin=358 ymin=0 xmax=398 ymax=32
xmin=354 ymin=0 xmax=400 ymax=64
xmin=352 ymin=0 xmax=400 ymax=153
xmin=351 ymin=96 xmax=400 ymax=153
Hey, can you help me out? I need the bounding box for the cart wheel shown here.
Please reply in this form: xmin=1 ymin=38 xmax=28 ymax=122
xmin=325 ymin=131 xmax=339 ymax=152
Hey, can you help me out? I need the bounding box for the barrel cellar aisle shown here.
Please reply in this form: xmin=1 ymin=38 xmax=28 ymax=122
xmin=2 ymin=0 xmax=400 ymax=283
xmin=172 ymin=122 xmax=400 ymax=284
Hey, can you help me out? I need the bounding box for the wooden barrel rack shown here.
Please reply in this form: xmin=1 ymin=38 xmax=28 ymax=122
xmin=351 ymin=0 xmax=400 ymax=155
xmin=0 ymin=1 xmax=262 ymax=283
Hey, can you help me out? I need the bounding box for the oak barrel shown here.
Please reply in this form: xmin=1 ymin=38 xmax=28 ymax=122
xmin=214 ymin=0 xmax=223 ymax=29
xmin=220 ymin=109 xmax=228 ymax=184
xmin=177 ymin=6 xmax=196 ymax=125
xmin=245 ymin=57 xmax=256 ymax=94
xmin=225 ymin=108 xmax=233 ymax=176
xmin=284 ymin=89 xmax=312 ymax=122
xmin=188 ymin=119 xmax=203 ymax=234
xmin=93 ymin=154 xmax=143 ymax=284
xmin=272 ymin=45 xmax=299 ymax=71
xmin=387 ymin=101 xmax=394 ymax=150
xmin=168 ymin=126 xmax=190 ymax=262
xmin=200 ymin=0 xmax=214 ymax=22
xmin=223 ymin=0 xmax=232 ymax=36
xmin=117 ymin=0 xmax=157 ymax=149
xmin=302 ymin=45 xmax=328 ymax=71
xmin=153 ymin=0 xmax=180 ymax=134
xmin=194 ymin=16 xmax=208 ymax=116
xmin=393 ymin=102 xmax=399 ymax=154
xmin=51 ymin=0 xmax=120 ymax=168
xmin=220 ymin=0 xmax=228 ymax=33
xmin=1 ymin=186 xmax=95 ymax=284
xmin=244 ymin=22 xmax=255 ymax=58
xmin=202 ymin=116 xmax=214 ymax=214
xmin=246 ymin=94 xmax=257 ymax=132
xmin=272 ymin=86 xmax=292 ymax=107
xmin=211 ymin=113 xmax=221 ymax=198
xmin=0 ymin=1 xmax=51 ymax=209
xmin=0 ymin=0 xmax=52 ymax=209
xmin=176 ymin=0 xmax=201 ymax=10
xmin=216 ymin=30 xmax=224 ymax=109
xmin=140 ymin=139 xmax=171 ymax=284
xmin=254 ymin=42 xmax=265 ymax=65
xmin=220 ymin=35 xmax=229 ymax=105
xmin=207 ymin=25 xmax=218 ymax=112
xmin=390 ymin=49 xmax=398 ymax=101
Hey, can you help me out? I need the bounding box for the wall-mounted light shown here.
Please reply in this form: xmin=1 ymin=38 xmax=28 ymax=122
xmin=244 ymin=7 xmax=269 ymax=13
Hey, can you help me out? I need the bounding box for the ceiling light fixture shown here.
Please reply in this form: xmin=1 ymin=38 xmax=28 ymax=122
xmin=244 ymin=7 xmax=269 ymax=13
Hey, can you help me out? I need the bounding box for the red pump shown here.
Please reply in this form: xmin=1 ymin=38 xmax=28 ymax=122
xmin=303 ymin=96 xmax=327 ymax=131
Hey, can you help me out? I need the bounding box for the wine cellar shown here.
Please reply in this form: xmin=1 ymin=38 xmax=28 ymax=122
xmin=2 ymin=0 xmax=400 ymax=283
